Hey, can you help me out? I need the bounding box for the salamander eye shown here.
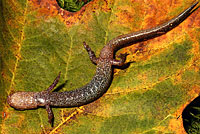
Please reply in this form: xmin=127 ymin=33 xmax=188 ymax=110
xmin=7 ymin=92 xmax=38 ymax=110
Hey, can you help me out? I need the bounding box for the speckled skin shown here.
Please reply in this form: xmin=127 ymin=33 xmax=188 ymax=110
xmin=39 ymin=58 xmax=113 ymax=107
xmin=7 ymin=2 xmax=199 ymax=125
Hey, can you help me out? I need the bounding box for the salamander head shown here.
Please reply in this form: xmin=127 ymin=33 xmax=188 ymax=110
xmin=7 ymin=92 xmax=38 ymax=110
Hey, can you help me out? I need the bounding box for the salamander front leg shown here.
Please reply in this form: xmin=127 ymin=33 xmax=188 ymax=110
xmin=41 ymin=73 xmax=61 ymax=126
xmin=46 ymin=72 xmax=61 ymax=92
xmin=111 ymin=53 xmax=129 ymax=66
xmin=83 ymin=41 xmax=98 ymax=64
xmin=45 ymin=104 xmax=54 ymax=126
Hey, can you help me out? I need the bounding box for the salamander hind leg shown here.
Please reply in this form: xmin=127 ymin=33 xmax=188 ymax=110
xmin=83 ymin=41 xmax=98 ymax=64
xmin=111 ymin=53 xmax=129 ymax=66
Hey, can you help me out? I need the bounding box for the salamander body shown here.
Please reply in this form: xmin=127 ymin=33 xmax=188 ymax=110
xmin=7 ymin=2 xmax=199 ymax=125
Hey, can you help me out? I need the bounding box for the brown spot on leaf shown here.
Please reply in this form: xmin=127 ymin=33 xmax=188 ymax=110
xmin=188 ymin=85 xmax=200 ymax=97
xmin=29 ymin=0 xmax=96 ymax=27
xmin=168 ymin=118 xmax=186 ymax=133
xmin=2 ymin=111 xmax=7 ymax=119
xmin=168 ymin=101 xmax=195 ymax=133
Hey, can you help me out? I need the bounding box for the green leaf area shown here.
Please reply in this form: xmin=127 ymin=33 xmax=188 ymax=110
xmin=57 ymin=0 xmax=92 ymax=12
xmin=1 ymin=0 xmax=200 ymax=133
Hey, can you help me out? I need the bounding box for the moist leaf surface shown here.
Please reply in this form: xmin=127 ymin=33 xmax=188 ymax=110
xmin=1 ymin=0 xmax=200 ymax=133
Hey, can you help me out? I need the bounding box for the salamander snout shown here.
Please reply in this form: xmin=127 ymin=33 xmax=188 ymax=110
xmin=7 ymin=92 xmax=38 ymax=110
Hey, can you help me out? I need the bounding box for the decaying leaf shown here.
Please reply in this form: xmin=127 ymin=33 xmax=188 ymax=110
xmin=0 ymin=0 xmax=200 ymax=133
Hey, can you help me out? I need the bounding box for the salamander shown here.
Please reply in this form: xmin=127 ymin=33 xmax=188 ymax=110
xmin=7 ymin=2 xmax=199 ymax=125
